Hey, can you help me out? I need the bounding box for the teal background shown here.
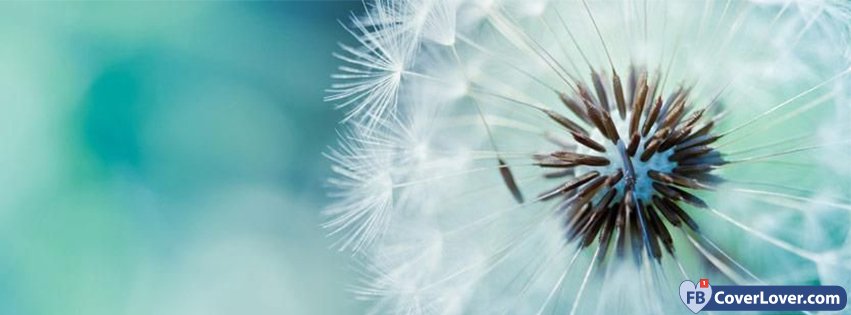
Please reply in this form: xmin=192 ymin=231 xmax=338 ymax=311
xmin=0 ymin=2 xmax=365 ymax=314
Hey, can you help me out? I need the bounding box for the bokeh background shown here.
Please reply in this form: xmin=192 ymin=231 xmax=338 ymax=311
xmin=0 ymin=2 xmax=367 ymax=314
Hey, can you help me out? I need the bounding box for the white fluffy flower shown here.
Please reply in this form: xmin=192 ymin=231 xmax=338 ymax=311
xmin=326 ymin=0 xmax=851 ymax=314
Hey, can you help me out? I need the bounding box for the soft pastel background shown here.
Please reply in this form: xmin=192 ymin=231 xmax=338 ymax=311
xmin=0 ymin=2 xmax=366 ymax=314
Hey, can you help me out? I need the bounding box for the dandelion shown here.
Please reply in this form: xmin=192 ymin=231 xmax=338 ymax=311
xmin=326 ymin=0 xmax=851 ymax=313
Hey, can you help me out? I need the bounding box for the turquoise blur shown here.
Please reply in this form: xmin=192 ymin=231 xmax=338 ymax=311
xmin=0 ymin=2 xmax=364 ymax=314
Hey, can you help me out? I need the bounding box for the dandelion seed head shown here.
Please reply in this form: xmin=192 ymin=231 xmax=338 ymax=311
xmin=326 ymin=0 xmax=851 ymax=313
xmin=529 ymin=65 xmax=724 ymax=262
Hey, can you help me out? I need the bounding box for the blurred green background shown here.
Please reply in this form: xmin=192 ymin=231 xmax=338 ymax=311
xmin=0 ymin=2 xmax=365 ymax=314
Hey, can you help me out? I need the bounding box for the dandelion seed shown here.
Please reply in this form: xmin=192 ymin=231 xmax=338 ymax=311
xmin=326 ymin=6 xmax=418 ymax=130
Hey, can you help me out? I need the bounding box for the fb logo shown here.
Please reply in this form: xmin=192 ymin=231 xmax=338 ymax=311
xmin=687 ymin=291 xmax=706 ymax=304
xmin=680 ymin=279 xmax=713 ymax=313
